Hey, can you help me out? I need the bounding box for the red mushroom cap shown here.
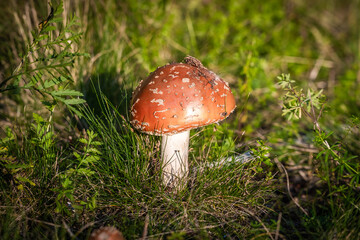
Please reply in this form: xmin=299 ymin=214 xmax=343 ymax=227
xmin=130 ymin=56 xmax=236 ymax=135
xmin=89 ymin=226 xmax=125 ymax=240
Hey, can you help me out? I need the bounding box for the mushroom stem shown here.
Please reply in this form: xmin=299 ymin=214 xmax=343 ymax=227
xmin=161 ymin=130 xmax=190 ymax=189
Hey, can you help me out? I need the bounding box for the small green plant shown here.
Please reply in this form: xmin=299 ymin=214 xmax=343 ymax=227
xmin=250 ymin=140 xmax=274 ymax=180
xmin=278 ymin=73 xmax=360 ymax=238
xmin=31 ymin=113 xmax=55 ymax=158
xmin=0 ymin=128 xmax=35 ymax=191
xmin=29 ymin=113 xmax=57 ymax=181
xmin=54 ymin=129 xmax=101 ymax=215
xmin=278 ymin=73 xmax=359 ymax=188
xmin=277 ymin=73 xmax=325 ymax=124
xmin=0 ymin=1 xmax=87 ymax=117
xmin=0 ymin=0 xmax=88 ymax=195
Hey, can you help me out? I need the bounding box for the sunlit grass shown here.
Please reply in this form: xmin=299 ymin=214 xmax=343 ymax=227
xmin=1 ymin=0 xmax=360 ymax=239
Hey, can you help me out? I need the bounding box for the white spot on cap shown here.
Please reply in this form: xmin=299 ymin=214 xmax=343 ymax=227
xmin=151 ymin=99 xmax=164 ymax=106
xmin=220 ymin=93 xmax=227 ymax=97
xmin=132 ymin=98 xmax=140 ymax=106
xmin=188 ymin=83 xmax=195 ymax=88
xmin=213 ymin=76 xmax=220 ymax=84
xmin=149 ymin=81 xmax=155 ymax=85
xmin=149 ymin=88 xmax=163 ymax=94
xmin=160 ymin=71 xmax=164 ymax=75
xmin=155 ymin=75 xmax=159 ymax=78
xmin=162 ymin=79 xmax=168 ymax=83
xmin=182 ymin=78 xmax=190 ymax=83
xmin=154 ymin=109 xmax=168 ymax=118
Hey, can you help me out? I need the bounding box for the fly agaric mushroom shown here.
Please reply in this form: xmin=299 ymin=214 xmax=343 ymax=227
xmin=89 ymin=226 xmax=125 ymax=240
xmin=130 ymin=56 xmax=236 ymax=189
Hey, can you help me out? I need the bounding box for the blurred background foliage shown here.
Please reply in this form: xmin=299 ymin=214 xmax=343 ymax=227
xmin=1 ymin=0 xmax=359 ymax=128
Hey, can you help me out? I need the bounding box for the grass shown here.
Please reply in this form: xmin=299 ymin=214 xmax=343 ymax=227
xmin=1 ymin=0 xmax=360 ymax=239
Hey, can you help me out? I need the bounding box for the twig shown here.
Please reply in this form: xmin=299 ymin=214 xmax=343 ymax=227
xmin=74 ymin=220 xmax=101 ymax=238
xmin=275 ymin=212 xmax=282 ymax=240
xmin=26 ymin=217 xmax=61 ymax=227
xmin=145 ymin=219 xmax=237 ymax=239
xmin=241 ymin=207 xmax=274 ymax=240
xmin=275 ymin=158 xmax=309 ymax=216
xmin=309 ymin=58 xmax=325 ymax=81
xmin=62 ymin=219 xmax=76 ymax=239
xmin=141 ymin=213 xmax=150 ymax=240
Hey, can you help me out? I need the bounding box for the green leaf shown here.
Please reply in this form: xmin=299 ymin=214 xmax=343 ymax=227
xmin=4 ymin=163 xmax=34 ymax=169
xmin=78 ymin=138 xmax=88 ymax=144
xmin=76 ymin=168 xmax=95 ymax=176
xmin=42 ymin=76 xmax=67 ymax=89
xmin=91 ymin=141 xmax=103 ymax=146
xmin=33 ymin=113 xmax=44 ymax=124
xmin=23 ymin=81 xmax=35 ymax=88
xmin=41 ymin=25 xmax=57 ymax=33
xmin=51 ymin=89 xmax=84 ymax=97
xmin=66 ymin=104 xmax=83 ymax=117
xmin=37 ymin=35 xmax=49 ymax=41
xmin=61 ymin=178 xmax=73 ymax=189
xmin=63 ymin=98 xmax=86 ymax=105
xmin=73 ymin=152 xmax=81 ymax=160
xmin=72 ymin=204 xmax=83 ymax=210
xmin=48 ymin=17 xmax=63 ymax=23
xmin=88 ymin=148 xmax=101 ymax=155
xmin=16 ymin=176 xmax=36 ymax=186
xmin=9 ymin=75 xmax=22 ymax=88
xmin=84 ymin=155 xmax=100 ymax=163
xmin=53 ymin=1 xmax=64 ymax=16
xmin=41 ymin=100 xmax=56 ymax=111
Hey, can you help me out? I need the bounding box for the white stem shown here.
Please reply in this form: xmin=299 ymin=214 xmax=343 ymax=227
xmin=161 ymin=131 xmax=190 ymax=189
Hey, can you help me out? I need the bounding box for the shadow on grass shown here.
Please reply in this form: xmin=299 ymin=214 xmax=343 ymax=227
xmin=82 ymin=72 xmax=134 ymax=119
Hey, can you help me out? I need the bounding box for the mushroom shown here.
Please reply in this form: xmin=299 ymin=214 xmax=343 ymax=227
xmin=89 ymin=226 xmax=125 ymax=240
xmin=130 ymin=56 xmax=236 ymax=189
